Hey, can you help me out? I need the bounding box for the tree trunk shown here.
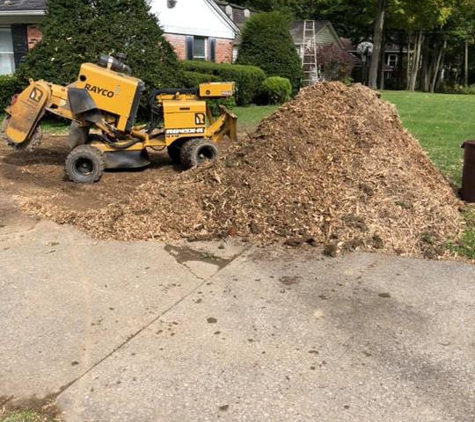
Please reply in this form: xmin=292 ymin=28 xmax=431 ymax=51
xmin=430 ymin=39 xmax=446 ymax=93
xmin=408 ymin=30 xmax=423 ymax=91
xmin=406 ymin=35 xmax=412 ymax=90
xmin=368 ymin=0 xmax=387 ymax=89
xmin=421 ymin=36 xmax=431 ymax=92
xmin=397 ymin=33 xmax=405 ymax=89
xmin=435 ymin=44 xmax=447 ymax=91
xmin=379 ymin=31 xmax=386 ymax=90
xmin=464 ymin=39 xmax=469 ymax=87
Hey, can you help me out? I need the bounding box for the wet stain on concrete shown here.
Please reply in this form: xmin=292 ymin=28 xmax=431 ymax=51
xmin=165 ymin=245 xmax=232 ymax=269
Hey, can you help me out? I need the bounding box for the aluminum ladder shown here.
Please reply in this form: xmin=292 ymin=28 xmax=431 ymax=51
xmin=301 ymin=20 xmax=319 ymax=86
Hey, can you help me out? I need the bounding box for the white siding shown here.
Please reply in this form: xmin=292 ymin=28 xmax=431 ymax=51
xmin=316 ymin=26 xmax=338 ymax=45
xmin=150 ymin=0 xmax=236 ymax=39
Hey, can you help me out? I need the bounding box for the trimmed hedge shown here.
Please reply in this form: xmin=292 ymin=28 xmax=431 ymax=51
xmin=0 ymin=75 xmax=21 ymax=110
xmin=183 ymin=71 xmax=220 ymax=88
xmin=183 ymin=61 xmax=266 ymax=106
xmin=260 ymin=76 xmax=292 ymax=104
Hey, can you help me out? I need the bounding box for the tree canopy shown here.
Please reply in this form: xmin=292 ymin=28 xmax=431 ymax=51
xmin=236 ymin=0 xmax=475 ymax=89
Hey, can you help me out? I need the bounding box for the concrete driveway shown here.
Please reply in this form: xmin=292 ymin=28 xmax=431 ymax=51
xmin=1 ymin=201 xmax=475 ymax=422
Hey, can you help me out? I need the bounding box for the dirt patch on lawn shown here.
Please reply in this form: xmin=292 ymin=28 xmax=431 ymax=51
xmin=1 ymin=82 xmax=465 ymax=258
xmin=0 ymin=135 xmax=183 ymax=213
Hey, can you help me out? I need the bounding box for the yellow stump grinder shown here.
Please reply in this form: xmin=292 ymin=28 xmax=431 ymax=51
xmin=1 ymin=54 xmax=237 ymax=183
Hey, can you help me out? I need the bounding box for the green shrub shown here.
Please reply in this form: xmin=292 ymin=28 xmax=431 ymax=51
xmin=438 ymin=82 xmax=475 ymax=95
xmin=183 ymin=61 xmax=266 ymax=106
xmin=452 ymin=84 xmax=475 ymax=95
xmin=236 ymin=11 xmax=302 ymax=92
xmin=208 ymin=97 xmax=237 ymax=117
xmin=0 ymin=75 xmax=21 ymax=110
xmin=183 ymin=71 xmax=220 ymax=88
xmin=260 ymin=76 xmax=291 ymax=104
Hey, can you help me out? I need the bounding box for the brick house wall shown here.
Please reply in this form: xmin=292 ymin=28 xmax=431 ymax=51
xmin=165 ymin=34 xmax=187 ymax=60
xmin=165 ymin=33 xmax=233 ymax=63
xmin=215 ymin=38 xmax=233 ymax=63
xmin=27 ymin=24 xmax=42 ymax=50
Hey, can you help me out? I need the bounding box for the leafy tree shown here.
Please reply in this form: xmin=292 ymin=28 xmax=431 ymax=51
xmin=316 ymin=44 xmax=356 ymax=80
xmin=368 ymin=0 xmax=388 ymax=89
xmin=17 ymin=0 xmax=183 ymax=90
xmin=237 ymin=11 xmax=302 ymax=90
xmin=391 ymin=0 xmax=455 ymax=90
xmin=449 ymin=0 xmax=475 ymax=86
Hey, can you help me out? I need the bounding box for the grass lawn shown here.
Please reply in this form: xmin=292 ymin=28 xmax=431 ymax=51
xmin=380 ymin=90 xmax=475 ymax=186
xmin=382 ymin=90 xmax=475 ymax=259
xmin=233 ymin=105 xmax=278 ymax=132
xmin=0 ymin=410 xmax=57 ymax=422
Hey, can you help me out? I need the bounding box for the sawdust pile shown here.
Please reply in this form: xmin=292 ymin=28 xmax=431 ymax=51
xmin=20 ymin=82 xmax=464 ymax=257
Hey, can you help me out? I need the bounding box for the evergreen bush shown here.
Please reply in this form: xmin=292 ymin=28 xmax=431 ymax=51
xmin=0 ymin=75 xmax=21 ymax=110
xmin=236 ymin=11 xmax=302 ymax=91
xmin=17 ymin=0 xmax=183 ymax=91
xmin=260 ymin=76 xmax=292 ymax=104
xmin=183 ymin=61 xmax=266 ymax=106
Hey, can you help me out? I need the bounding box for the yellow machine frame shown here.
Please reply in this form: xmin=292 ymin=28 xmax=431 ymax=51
xmin=2 ymin=56 xmax=238 ymax=183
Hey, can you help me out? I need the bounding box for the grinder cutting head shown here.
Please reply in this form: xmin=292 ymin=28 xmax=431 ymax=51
xmin=1 ymin=80 xmax=48 ymax=150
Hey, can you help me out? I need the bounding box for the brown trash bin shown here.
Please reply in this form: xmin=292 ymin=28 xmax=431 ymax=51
xmin=461 ymin=140 xmax=475 ymax=203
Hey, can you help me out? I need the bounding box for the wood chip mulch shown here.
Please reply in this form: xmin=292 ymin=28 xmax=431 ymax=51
xmin=19 ymin=82 xmax=465 ymax=258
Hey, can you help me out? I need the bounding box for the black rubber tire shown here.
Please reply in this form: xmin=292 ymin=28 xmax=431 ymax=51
xmin=180 ymin=138 xmax=219 ymax=170
xmin=167 ymin=140 xmax=185 ymax=164
xmin=65 ymin=145 xmax=105 ymax=183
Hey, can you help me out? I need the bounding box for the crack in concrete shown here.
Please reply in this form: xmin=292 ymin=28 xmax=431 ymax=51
xmin=56 ymin=278 xmax=210 ymax=400
xmin=56 ymin=245 xmax=249 ymax=400
xmin=180 ymin=263 xmax=207 ymax=281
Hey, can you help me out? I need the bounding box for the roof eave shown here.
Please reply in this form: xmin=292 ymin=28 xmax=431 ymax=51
xmin=204 ymin=0 xmax=240 ymax=34
xmin=0 ymin=10 xmax=45 ymax=15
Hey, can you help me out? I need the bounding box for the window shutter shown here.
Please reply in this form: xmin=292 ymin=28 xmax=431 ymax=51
xmin=11 ymin=25 xmax=28 ymax=69
xmin=209 ymin=38 xmax=216 ymax=62
xmin=186 ymin=36 xmax=193 ymax=61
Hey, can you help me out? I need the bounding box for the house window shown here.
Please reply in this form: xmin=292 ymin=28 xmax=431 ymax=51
xmin=193 ymin=36 xmax=206 ymax=60
xmin=387 ymin=53 xmax=398 ymax=68
xmin=186 ymin=36 xmax=216 ymax=61
xmin=0 ymin=28 xmax=15 ymax=75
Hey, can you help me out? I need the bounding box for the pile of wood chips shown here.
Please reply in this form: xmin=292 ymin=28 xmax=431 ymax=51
xmin=20 ymin=82 xmax=465 ymax=257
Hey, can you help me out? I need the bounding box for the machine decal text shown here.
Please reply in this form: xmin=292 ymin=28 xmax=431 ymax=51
xmin=85 ymin=84 xmax=115 ymax=98
xmin=166 ymin=128 xmax=205 ymax=136
xmin=195 ymin=113 xmax=206 ymax=125
xmin=29 ymin=88 xmax=44 ymax=104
